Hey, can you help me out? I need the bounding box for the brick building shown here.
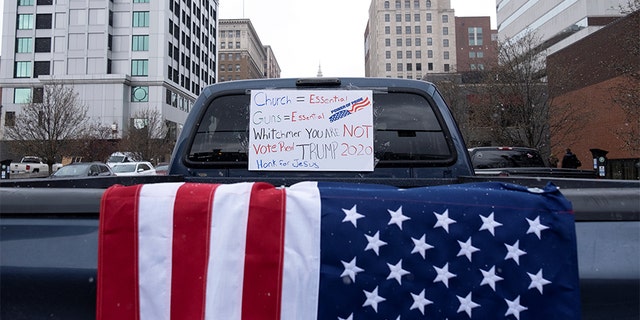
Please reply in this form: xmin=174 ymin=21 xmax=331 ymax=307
xmin=547 ymin=10 xmax=639 ymax=178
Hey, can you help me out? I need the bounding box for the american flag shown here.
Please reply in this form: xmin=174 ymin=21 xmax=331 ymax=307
xmin=97 ymin=181 xmax=580 ymax=320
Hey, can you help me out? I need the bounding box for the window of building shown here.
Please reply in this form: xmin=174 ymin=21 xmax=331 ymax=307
xmin=426 ymin=25 xmax=432 ymax=33
xmin=385 ymin=26 xmax=390 ymax=34
xmin=395 ymin=0 xmax=401 ymax=9
xmin=415 ymin=50 xmax=421 ymax=58
xmin=235 ymin=30 xmax=240 ymax=37
xmin=133 ymin=0 xmax=149 ymax=3
xmin=16 ymin=38 xmax=32 ymax=53
xmin=414 ymin=13 xmax=420 ymax=22
xmin=131 ymin=59 xmax=148 ymax=76
xmin=396 ymin=14 xmax=401 ymax=22
xmin=428 ymin=62 xmax=433 ymax=71
xmin=397 ymin=63 xmax=403 ymax=71
xmin=414 ymin=0 xmax=420 ymax=8
xmin=386 ymin=63 xmax=391 ymax=71
xmin=396 ymin=38 xmax=402 ymax=46
xmin=416 ymin=63 xmax=422 ymax=71
xmin=470 ymin=64 xmax=477 ymax=70
xmin=443 ymin=27 xmax=448 ymax=35
xmin=36 ymin=14 xmax=52 ymax=29
xmin=426 ymin=0 xmax=431 ymax=8
xmin=414 ymin=26 xmax=421 ymax=34
xmin=17 ymin=14 xmax=34 ymax=29
xmin=385 ymin=14 xmax=390 ymax=22
xmin=426 ymin=13 xmax=432 ymax=21
xmin=132 ymin=11 xmax=149 ymax=27
xmin=427 ymin=50 xmax=433 ymax=58
xmin=34 ymin=37 xmax=51 ymax=52
xmin=478 ymin=64 xmax=485 ymax=70
xmin=407 ymin=63 xmax=412 ymax=71
xmin=386 ymin=51 xmax=391 ymax=59
xmin=33 ymin=87 xmax=43 ymax=103
xmin=396 ymin=26 xmax=402 ymax=34
xmin=443 ymin=39 xmax=449 ymax=47
xmin=14 ymin=61 xmax=31 ymax=78
xmin=14 ymin=88 xmax=31 ymax=104
xmin=19 ymin=0 xmax=34 ymax=5
xmin=37 ymin=0 xmax=53 ymax=4
xmin=220 ymin=42 xmax=225 ymax=49
xmin=132 ymin=35 xmax=149 ymax=51
xmin=426 ymin=38 xmax=432 ymax=46
xmin=444 ymin=51 xmax=449 ymax=60
xmin=468 ymin=27 xmax=483 ymax=46
xmin=235 ymin=64 xmax=240 ymax=72
xmin=235 ymin=53 xmax=241 ymax=60
xmin=397 ymin=51 xmax=402 ymax=59
xmin=5 ymin=111 xmax=16 ymax=127
xmin=477 ymin=51 xmax=484 ymax=58
xmin=405 ymin=26 xmax=411 ymax=34
xmin=384 ymin=1 xmax=390 ymax=9
xmin=406 ymin=38 xmax=412 ymax=46
xmin=33 ymin=61 xmax=50 ymax=78
xmin=415 ymin=37 xmax=421 ymax=46
xmin=404 ymin=0 xmax=410 ymax=8
xmin=469 ymin=51 xmax=476 ymax=58
xmin=220 ymin=64 xmax=225 ymax=71
xmin=405 ymin=14 xmax=411 ymax=22
xmin=406 ymin=51 xmax=412 ymax=59
xmin=131 ymin=86 xmax=149 ymax=102
xmin=444 ymin=64 xmax=450 ymax=72
xmin=442 ymin=15 xmax=448 ymax=23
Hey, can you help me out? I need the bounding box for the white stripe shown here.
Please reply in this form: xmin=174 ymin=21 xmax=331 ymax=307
xmin=281 ymin=181 xmax=322 ymax=320
xmin=204 ymin=182 xmax=255 ymax=320
xmin=137 ymin=182 xmax=184 ymax=320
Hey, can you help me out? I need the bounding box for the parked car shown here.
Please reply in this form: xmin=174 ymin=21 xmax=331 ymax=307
xmin=10 ymin=156 xmax=63 ymax=178
xmin=50 ymin=162 xmax=115 ymax=178
xmin=155 ymin=162 xmax=169 ymax=175
xmin=110 ymin=161 xmax=156 ymax=176
xmin=106 ymin=152 xmax=142 ymax=167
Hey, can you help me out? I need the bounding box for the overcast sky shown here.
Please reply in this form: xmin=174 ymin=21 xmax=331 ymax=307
xmin=219 ymin=0 xmax=498 ymax=78
xmin=0 ymin=0 xmax=497 ymax=78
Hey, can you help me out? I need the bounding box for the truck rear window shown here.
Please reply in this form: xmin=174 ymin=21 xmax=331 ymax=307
xmin=187 ymin=92 xmax=452 ymax=168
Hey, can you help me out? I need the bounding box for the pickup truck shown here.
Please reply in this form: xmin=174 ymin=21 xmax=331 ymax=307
xmin=8 ymin=156 xmax=62 ymax=178
xmin=1 ymin=78 xmax=638 ymax=319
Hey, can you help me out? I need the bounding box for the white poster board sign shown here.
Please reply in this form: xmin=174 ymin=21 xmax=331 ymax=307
xmin=249 ymin=90 xmax=374 ymax=171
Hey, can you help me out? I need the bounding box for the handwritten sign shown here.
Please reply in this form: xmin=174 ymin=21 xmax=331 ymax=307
xmin=249 ymin=90 xmax=374 ymax=171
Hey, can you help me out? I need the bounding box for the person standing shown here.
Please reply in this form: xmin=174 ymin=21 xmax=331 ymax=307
xmin=561 ymin=148 xmax=582 ymax=168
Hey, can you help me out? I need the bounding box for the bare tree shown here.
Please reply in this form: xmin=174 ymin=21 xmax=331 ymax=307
xmin=476 ymin=31 xmax=591 ymax=159
xmin=5 ymin=82 xmax=91 ymax=171
xmin=119 ymin=108 xmax=174 ymax=164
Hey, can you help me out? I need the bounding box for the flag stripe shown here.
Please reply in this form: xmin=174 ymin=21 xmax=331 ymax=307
xmin=97 ymin=184 xmax=143 ymax=320
xmin=170 ymin=183 xmax=219 ymax=320
xmin=281 ymin=181 xmax=322 ymax=320
xmin=242 ymin=183 xmax=287 ymax=320
xmin=138 ymin=183 xmax=183 ymax=320
xmin=204 ymin=183 xmax=254 ymax=319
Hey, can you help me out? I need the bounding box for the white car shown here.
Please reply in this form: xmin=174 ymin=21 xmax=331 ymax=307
xmin=110 ymin=161 xmax=156 ymax=176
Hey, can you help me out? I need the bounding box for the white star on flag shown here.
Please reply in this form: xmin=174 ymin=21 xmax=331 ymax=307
xmin=479 ymin=212 xmax=503 ymax=236
xmin=433 ymin=209 xmax=457 ymax=233
xmin=410 ymin=289 xmax=433 ymax=315
xmin=342 ymin=205 xmax=364 ymax=227
xmin=457 ymin=237 xmax=480 ymax=262
xmin=362 ymin=286 xmax=386 ymax=312
xmin=433 ymin=262 xmax=457 ymax=288
xmin=386 ymin=259 xmax=410 ymax=285
xmin=505 ymin=240 xmax=527 ymax=265
xmin=387 ymin=206 xmax=411 ymax=230
xmin=340 ymin=257 xmax=364 ymax=283
xmin=505 ymin=296 xmax=528 ymax=320
xmin=528 ymin=269 xmax=552 ymax=294
xmin=411 ymin=234 xmax=434 ymax=259
xmin=480 ymin=266 xmax=504 ymax=291
xmin=457 ymin=292 xmax=480 ymax=317
xmin=364 ymin=231 xmax=387 ymax=256
xmin=526 ymin=216 xmax=549 ymax=239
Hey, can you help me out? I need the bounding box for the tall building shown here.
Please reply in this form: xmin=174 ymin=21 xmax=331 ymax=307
xmin=217 ymin=19 xmax=280 ymax=82
xmin=455 ymin=16 xmax=498 ymax=73
xmin=365 ymin=0 xmax=457 ymax=78
xmin=0 ymin=0 xmax=219 ymax=140
xmin=497 ymin=0 xmax=627 ymax=54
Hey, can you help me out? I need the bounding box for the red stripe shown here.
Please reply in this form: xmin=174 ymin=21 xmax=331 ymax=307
xmin=170 ymin=183 xmax=219 ymax=320
xmin=241 ymin=183 xmax=287 ymax=320
xmin=97 ymin=185 xmax=143 ymax=320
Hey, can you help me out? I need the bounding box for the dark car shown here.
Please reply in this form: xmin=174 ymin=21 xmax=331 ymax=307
xmin=50 ymin=162 xmax=115 ymax=178
xmin=468 ymin=147 xmax=546 ymax=169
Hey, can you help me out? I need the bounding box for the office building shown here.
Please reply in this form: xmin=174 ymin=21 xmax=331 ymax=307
xmin=497 ymin=0 xmax=628 ymax=54
xmin=365 ymin=0 xmax=457 ymax=78
xmin=0 ymin=0 xmax=219 ymax=140
xmin=217 ymin=19 xmax=280 ymax=82
xmin=455 ymin=16 xmax=498 ymax=73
